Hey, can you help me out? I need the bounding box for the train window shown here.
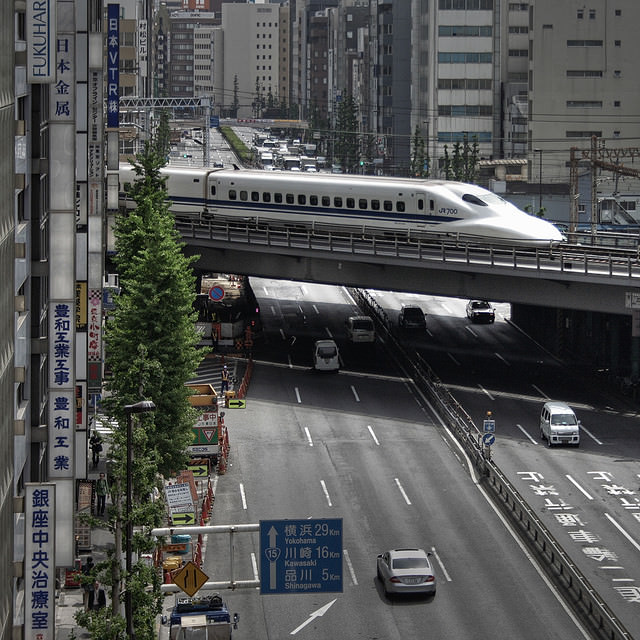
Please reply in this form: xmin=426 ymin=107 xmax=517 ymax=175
xmin=310 ymin=195 xmax=318 ymax=205
xmin=286 ymin=193 xmax=294 ymax=204
xmin=334 ymin=197 xmax=343 ymax=207
xmin=359 ymin=199 xmax=367 ymax=209
xmin=383 ymin=201 xmax=393 ymax=211
xmin=228 ymin=190 xmax=237 ymax=200
xmin=263 ymin=192 xmax=271 ymax=203
xmin=430 ymin=199 xmax=435 ymax=211
xmin=298 ymin=194 xmax=306 ymax=205
xmin=371 ymin=200 xmax=380 ymax=210
xmin=346 ymin=198 xmax=355 ymax=208
xmin=251 ymin=191 xmax=259 ymax=202
xmin=322 ymin=196 xmax=330 ymax=207
xmin=397 ymin=201 xmax=405 ymax=212
xmin=417 ymin=199 xmax=424 ymax=210
xmin=274 ymin=193 xmax=282 ymax=203
xmin=462 ymin=193 xmax=488 ymax=206
xmin=210 ymin=185 xmax=216 ymax=196
xmin=240 ymin=190 xmax=248 ymax=201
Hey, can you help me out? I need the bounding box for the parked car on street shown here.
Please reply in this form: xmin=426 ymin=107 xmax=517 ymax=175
xmin=376 ymin=548 xmax=436 ymax=596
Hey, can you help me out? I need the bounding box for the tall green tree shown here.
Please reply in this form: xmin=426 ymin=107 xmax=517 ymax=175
xmin=77 ymin=144 xmax=202 ymax=639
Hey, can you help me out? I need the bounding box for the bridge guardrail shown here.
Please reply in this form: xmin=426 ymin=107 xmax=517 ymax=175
xmin=351 ymin=287 xmax=633 ymax=640
xmin=176 ymin=218 xmax=640 ymax=282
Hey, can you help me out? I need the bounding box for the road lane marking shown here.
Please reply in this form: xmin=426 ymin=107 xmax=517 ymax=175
xmin=279 ymin=328 xmax=286 ymax=340
xmin=325 ymin=326 xmax=333 ymax=337
xmin=478 ymin=384 xmax=494 ymax=400
xmin=431 ymin=547 xmax=451 ymax=582
xmin=394 ymin=478 xmax=412 ymax=505
xmin=565 ymin=475 xmax=594 ymax=500
xmin=304 ymin=427 xmax=313 ymax=447
xmin=320 ymin=480 xmax=333 ymax=506
xmin=465 ymin=326 xmax=478 ymax=338
xmin=605 ymin=513 xmax=640 ymax=553
xmin=517 ymin=424 xmax=537 ymax=444
xmin=580 ymin=425 xmax=603 ymax=445
xmin=532 ymin=384 xmax=549 ymax=399
xmin=251 ymin=552 xmax=259 ymax=582
xmin=448 ymin=353 xmax=461 ymax=366
xmin=295 ymin=387 xmax=302 ymax=403
xmin=494 ymin=352 xmax=510 ymax=366
xmin=239 ymin=483 xmax=247 ymax=510
xmin=367 ymin=425 xmax=380 ymax=445
xmin=270 ymin=304 xmax=276 ymax=315
xmin=287 ymin=354 xmax=293 ymax=368
xmin=351 ymin=385 xmax=360 ymax=402
xmin=343 ymin=548 xmax=358 ymax=585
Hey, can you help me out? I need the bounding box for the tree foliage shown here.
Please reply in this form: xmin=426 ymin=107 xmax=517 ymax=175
xmin=410 ymin=125 xmax=430 ymax=178
xmin=441 ymin=134 xmax=479 ymax=182
xmin=77 ymin=143 xmax=203 ymax=638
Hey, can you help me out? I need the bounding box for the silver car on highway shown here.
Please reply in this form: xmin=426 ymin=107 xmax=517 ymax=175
xmin=376 ymin=548 xmax=436 ymax=596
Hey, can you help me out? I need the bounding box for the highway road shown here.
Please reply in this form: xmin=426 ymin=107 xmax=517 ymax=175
xmin=196 ymin=279 xmax=603 ymax=639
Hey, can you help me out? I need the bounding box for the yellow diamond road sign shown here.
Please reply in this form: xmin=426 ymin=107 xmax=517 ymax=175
xmin=173 ymin=561 xmax=209 ymax=597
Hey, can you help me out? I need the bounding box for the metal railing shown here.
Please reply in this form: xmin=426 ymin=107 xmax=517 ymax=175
xmin=352 ymin=287 xmax=633 ymax=640
xmin=176 ymin=218 xmax=640 ymax=282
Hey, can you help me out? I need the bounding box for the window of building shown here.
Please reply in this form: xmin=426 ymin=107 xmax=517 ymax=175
xmin=577 ymin=9 xmax=584 ymax=18
xmin=567 ymin=70 xmax=603 ymax=77
xmin=567 ymin=40 xmax=603 ymax=47
xmin=615 ymin=9 xmax=621 ymax=16
xmin=565 ymin=130 xmax=603 ymax=138
xmin=614 ymin=101 xmax=621 ymax=107
xmin=566 ymin=100 xmax=602 ymax=108
xmin=615 ymin=40 xmax=621 ymax=46
xmin=589 ymin=9 xmax=596 ymax=19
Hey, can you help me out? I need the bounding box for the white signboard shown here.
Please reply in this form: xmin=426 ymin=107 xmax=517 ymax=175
xmin=164 ymin=483 xmax=194 ymax=510
xmin=25 ymin=483 xmax=56 ymax=640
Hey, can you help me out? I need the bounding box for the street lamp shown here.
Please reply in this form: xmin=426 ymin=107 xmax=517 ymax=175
xmin=534 ymin=148 xmax=543 ymax=213
xmin=124 ymin=400 xmax=156 ymax=640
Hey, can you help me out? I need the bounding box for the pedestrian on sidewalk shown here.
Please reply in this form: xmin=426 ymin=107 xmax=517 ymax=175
xmin=95 ymin=473 xmax=108 ymax=516
xmin=89 ymin=431 xmax=103 ymax=467
xmin=82 ymin=557 xmax=94 ymax=609
xmin=87 ymin=580 xmax=106 ymax=611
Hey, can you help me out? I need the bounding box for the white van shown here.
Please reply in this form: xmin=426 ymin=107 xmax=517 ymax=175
xmin=345 ymin=316 xmax=375 ymax=343
xmin=540 ymin=401 xmax=580 ymax=447
xmin=313 ymin=339 xmax=340 ymax=372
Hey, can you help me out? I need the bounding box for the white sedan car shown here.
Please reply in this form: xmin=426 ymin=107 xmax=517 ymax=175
xmin=376 ymin=548 xmax=436 ymax=596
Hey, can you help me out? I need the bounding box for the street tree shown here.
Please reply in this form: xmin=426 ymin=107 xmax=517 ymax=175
xmin=76 ymin=142 xmax=202 ymax=639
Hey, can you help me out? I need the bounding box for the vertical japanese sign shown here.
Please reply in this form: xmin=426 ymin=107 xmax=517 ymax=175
xmin=25 ymin=483 xmax=56 ymax=640
xmin=49 ymin=30 xmax=75 ymax=121
xmin=139 ymin=19 xmax=148 ymax=78
xmin=26 ymin=0 xmax=56 ymax=82
xmin=49 ymin=303 xmax=74 ymax=478
xmin=107 ymin=4 xmax=120 ymax=128
xmin=87 ymin=288 xmax=102 ymax=388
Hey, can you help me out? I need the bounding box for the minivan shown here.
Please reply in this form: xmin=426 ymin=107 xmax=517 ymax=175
xmin=540 ymin=401 xmax=580 ymax=447
xmin=345 ymin=316 xmax=375 ymax=343
xmin=399 ymin=305 xmax=427 ymax=330
xmin=313 ymin=339 xmax=340 ymax=372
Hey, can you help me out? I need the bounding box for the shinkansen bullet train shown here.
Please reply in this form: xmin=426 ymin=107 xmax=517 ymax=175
xmin=118 ymin=164 xmax=565 ymax=245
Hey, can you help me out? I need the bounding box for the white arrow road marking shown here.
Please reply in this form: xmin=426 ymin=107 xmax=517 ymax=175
xmin=290 ymin=599 xmax=337 ymax=635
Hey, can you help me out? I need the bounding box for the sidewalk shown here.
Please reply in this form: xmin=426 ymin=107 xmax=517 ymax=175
xmin=55 ymin=457 xmax=114 ymax=639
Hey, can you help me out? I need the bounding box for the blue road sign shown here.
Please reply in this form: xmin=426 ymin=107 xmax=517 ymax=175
xmin=483 ymin=419 xmax=496 ymax=433
xmin=260 ymin=519 xmax=343 ymax=594
xmin=482 ymin=433 xmax=496 ymax=446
